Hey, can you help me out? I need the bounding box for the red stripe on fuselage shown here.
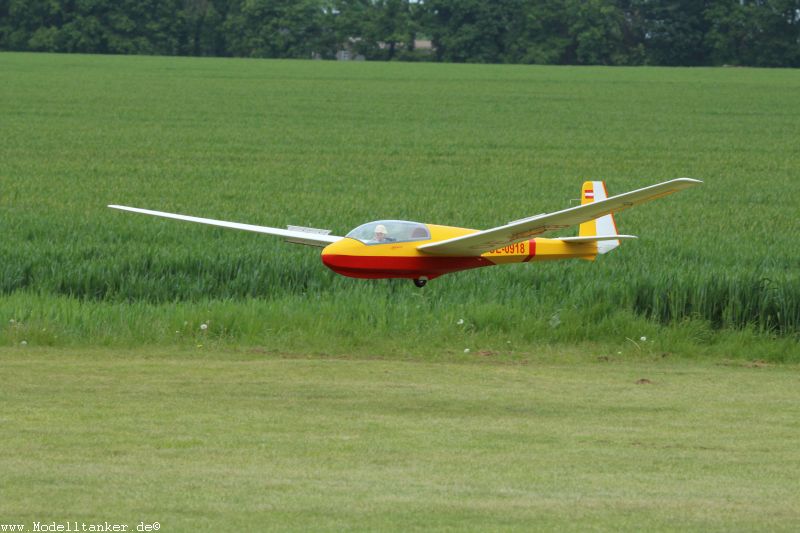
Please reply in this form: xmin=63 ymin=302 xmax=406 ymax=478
xmin=321 ymin=254 xmax=491 ymax=279
xmin=522 ymin=239 xmax=536 ymax=262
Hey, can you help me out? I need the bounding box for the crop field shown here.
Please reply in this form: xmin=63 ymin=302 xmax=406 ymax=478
xmin=1 ymin=53 xmax=799 ymax=360
xmin=2 ymin=53 xmax=800 ymax=357
xmin=1 ymin=52 xmax=800 ymax=530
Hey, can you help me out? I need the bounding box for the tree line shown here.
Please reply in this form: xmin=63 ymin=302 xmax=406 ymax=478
xmin=1 ymin=0 xmax=799 ymax=67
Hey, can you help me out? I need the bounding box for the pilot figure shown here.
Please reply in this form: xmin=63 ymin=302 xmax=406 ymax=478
xmin=373 ymin=224 xmax=395 ymax=243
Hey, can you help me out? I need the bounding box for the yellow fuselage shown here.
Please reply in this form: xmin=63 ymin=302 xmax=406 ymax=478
xmin=321 ymin=224 xmax=597 ymax=280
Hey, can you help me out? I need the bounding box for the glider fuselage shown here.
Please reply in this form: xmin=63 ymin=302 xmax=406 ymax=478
xmin=321 ymin=222 xmax=597 ymax=280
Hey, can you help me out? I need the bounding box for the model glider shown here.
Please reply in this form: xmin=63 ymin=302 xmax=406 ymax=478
xmin=109 ymin=178 xmax=700 ymax=287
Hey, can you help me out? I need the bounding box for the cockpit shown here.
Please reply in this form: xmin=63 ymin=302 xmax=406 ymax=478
xmin=346 ymin=220 xmax=431 ymax=245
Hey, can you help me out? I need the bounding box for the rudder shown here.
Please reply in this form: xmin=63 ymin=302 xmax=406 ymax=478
xmin=578 ymin=181 xmax=620 ymax=254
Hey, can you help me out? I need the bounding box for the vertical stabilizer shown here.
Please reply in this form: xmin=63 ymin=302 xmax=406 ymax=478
xmin=578 ymin=181 xmax=621 ymax=254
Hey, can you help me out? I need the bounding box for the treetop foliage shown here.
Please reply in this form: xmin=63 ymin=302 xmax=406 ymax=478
xmin=1 ymin=0 xmax=798 ymax=66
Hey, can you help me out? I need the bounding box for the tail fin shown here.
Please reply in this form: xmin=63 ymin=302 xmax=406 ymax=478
xmin=578 ymin=181 xmax=621 ymax=254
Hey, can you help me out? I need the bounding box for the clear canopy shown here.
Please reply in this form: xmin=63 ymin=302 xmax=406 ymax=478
xmin=346 ymin=220 xmax=431 ymax=245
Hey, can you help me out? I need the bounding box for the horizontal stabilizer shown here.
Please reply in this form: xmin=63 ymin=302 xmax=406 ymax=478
xmin=558 ymin=235 xmax=637 ymax=243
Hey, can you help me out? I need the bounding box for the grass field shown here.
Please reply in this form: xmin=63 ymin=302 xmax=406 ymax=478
xmin=1 ymin=52 xmax=799 ymax=359
xmin=2 ymin=347 xmax=799 ymax=531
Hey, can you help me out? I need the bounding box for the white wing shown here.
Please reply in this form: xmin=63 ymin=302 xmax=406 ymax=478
xmin=108 ymin=205 xmax=343 ymax=247
xmin=417 ymin=178 xmax=701 ymax=256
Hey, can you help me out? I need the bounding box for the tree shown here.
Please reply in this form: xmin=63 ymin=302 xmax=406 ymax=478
xmin=1 ymin=0 xmax=64 ymax=50
xmin=564 ymin=0 xmax=637 ymax=65
xmin=423 ymin=0 xmax=523 ymax=63
xmin=746 ymin=0 xmax=800 ymax=67
xmin=369 ymin=0 xmax=416 ymax=60
xmin=635 ymin=0 xmax=711 ymax=66
xmin=705 ymin=0 xmax=800 ymax=67
xmin=179 ymin=0 xmax=227 ymax=56
xmin=504 ymin=0 xmax=571 ymax=64
xmin=223 ymin=0 xmax=333 ymax=58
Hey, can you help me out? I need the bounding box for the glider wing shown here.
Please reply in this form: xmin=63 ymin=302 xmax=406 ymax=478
xmin=108 ymin=205 xmax=342 ymax=247
xmin=417 ymin=178 xmax=701 ymax=256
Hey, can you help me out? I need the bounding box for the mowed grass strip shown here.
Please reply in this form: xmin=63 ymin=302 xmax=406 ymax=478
xmin=1 ymin=347 xmax=798 ymax=531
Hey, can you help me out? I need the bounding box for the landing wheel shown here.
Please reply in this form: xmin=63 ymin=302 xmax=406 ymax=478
xmin=413 ymin=278 xmax=427 ymax=288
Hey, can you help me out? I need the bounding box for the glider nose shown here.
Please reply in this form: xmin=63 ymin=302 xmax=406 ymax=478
xmin=321 ymin=239 xmax=367 ymax=278
xmin=321 ymin=239 xmax=352 ymax=274
xmin=320 ymin=242 xmax=335 ymax=268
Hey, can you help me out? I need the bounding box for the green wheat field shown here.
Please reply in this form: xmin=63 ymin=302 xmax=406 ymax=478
xmin=1 ymin=53 xmax=799 ymax=530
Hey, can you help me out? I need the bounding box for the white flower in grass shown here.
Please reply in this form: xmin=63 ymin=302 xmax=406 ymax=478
xmin=200 ymin=323 xmax=208 ymax=331
xmin=464 ymin=348 xmax=470 ymax=353
xmin=20 ymin=340 xmax=27 ymax=346
xmin=457 ymin=319 xmax=464 ymax=325
xmin=640 ymin=336 xmax=647 ymax=342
